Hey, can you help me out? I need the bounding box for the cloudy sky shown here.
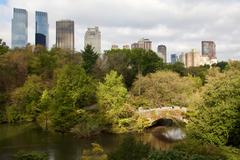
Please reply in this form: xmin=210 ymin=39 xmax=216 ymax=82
xmin=1 ymin=0 xmax=240 ymax=61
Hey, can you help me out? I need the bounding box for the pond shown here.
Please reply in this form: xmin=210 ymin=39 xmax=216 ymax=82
xmin=0 ymin=123 xmax=185 ymax=160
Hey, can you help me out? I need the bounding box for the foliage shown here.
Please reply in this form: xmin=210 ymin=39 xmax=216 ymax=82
xmin=52 ymin=64 xmax=96 ymax=108
xmin=0 ymin=39 xmax=9 ymax=55
xmin=81 ymin=143 xmax=108 ymax=160
xmin=109 ymin=136 xmax=150 ymax=160
xmin=188 ymin=68 xmax=240 ymax=147
xmin=148 ymin=150 xmax=218 ymax=160
xmin=36 ymin=90 xmax=51 ymax=130
xmin=82 ymin=44 xmax=99 ymax=73
xmin=71 ymin=112 xmax=106 ymax=137
xmin=7 ymin=75 xmax=45 ymax=122
xmin=14 ymin=151 xmax=48 ymax=160
xmin=131 ymin=71 xmax=201 ymax=107
xmin=97 ymin=70 xmax=134 ymax=132
xmin=49 ymin=64 xmax=96 ymax=133
xmin=187 ymin=65 xmax=209 ymax=84
xmin=166 ymin=62 xmax=187 ymax=76
xmin=102 ymin=48 xmax=164 ymax=88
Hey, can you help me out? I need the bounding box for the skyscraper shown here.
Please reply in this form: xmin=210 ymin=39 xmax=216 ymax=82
xmin=84 ymin=27 xmax=101 ymax=53
xmin=131 ymin=38 xmax=152 ymax=51
xmin=56 ymin=20 xmax=74 ymax=51
xmin=35 ymin=11 xmax=49 ymax=48
xmin=157 ymin=45 xmax=167 ymax=63
xmin=185 ymin=49 xmax=201 ymax=67
xmin=171 ymin=54 xmax=178 ymax=64
xmin=202 ymin=41 xmax=216 ymax=59
xmin=11 ymin=8 xmax=28 ymax=48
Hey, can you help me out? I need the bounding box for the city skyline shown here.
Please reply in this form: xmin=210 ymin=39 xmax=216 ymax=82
xmin=1 ymin=0 xmax=240 ymax=60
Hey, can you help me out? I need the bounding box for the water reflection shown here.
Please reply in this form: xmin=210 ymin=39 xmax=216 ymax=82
xmin=142 ymin=126 xmax=185 ymax=150
xmin=0 ymin=124 xmax=185 ymax=160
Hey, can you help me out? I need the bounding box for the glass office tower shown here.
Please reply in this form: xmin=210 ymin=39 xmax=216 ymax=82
xmin=35 ymin=11 xmax=49 ymax=48
xmin=11 ymin=8 xmax=28 ymax=48
xmin=56 ymin=20 xmax=74 ymax=51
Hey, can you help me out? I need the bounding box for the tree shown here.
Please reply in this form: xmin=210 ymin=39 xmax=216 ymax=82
xmin=166 ymin=62 xmax=188 ymax=76
xmin=7 ymin=75 xmax=45 ymax=122
xmin=50 ymin=64 xmax=96 ymax=133
xmin=131 ymin=71 xmax=201 ymax=107
xmin=188 ymin=68 xmax=240 ymax=146
xmin=82 ymin=44 xmax=99 ymax=73
xmin=0 ymin=39 xmax=9 ymax=55
xmin=37 ymin=90 xmax=51 ymax=130
xmin=97 ymin=71 xmax=132 ymax=132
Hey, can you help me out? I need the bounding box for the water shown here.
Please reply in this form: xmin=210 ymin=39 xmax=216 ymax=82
xmin=0 ymin=123 xmax=185 ymax=160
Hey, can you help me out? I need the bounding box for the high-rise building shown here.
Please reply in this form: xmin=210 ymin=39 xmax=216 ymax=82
xmin=202 ymin=41 xmax=216 ymax=59
xmin=131 ymin=43 xmax=139 ymax=49
xmin=179 ymin=52 xmax=185 ymax=65
xmin=35 ymin=11 xmax=49 ymax=48
xmin=123 ymin=45 xmax=130 ymax=49
xmin=111 ymin=44 xmax=119 ymax=49
xmin=131 ymin=38 xmax=152 ymax=50
xmin=11 ymin=8 xmax=28 ymax=48
xmin=84 ymin=26 xmax=101 ymax=53
xmin=185 ymin=49 xmax=201 ymax=67
xmin=157 ymin=45 xmax=167 ymax=63
xmin=171 ymin=54 xmax=178 ymax=64
xmin=56 ymin=20 xmax=74 ymax=51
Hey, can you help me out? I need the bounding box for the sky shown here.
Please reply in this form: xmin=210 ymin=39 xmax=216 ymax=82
xmin=1 ymin=0 xmax=240 ymax=61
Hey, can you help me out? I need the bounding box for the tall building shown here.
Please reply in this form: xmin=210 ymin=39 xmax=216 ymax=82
xmin=157 ymin=45 xmax=167 ymax=63
xmin=131 ymin=43 xmax=139 ymax=49
xmin=171 ymin=54 xmax=178 ymax=64
xmin=84 ymin=26 xmax=101 ymax=53
xmin=202 ymin=41 xmax=216 ymax=59
xmin=56 ymin=20 xmax=74 ymax=51
xmin=111 ymin=44 xmax=119 ymax=49
xmin=11 ymin=8 xmax=28 ymax=48
xmin=131 ymin=38 xmax=152 ymax=50
xmin=185 ymin=49 xmax=201 ymax=67
xmin=123 ymin=45 xmax=130 ymax=49
xmin=35 ymin=11 xmax=49 ymax=48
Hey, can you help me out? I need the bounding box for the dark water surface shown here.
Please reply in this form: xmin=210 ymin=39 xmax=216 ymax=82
xmin=0 ymin=123 xmax=185 ymax=160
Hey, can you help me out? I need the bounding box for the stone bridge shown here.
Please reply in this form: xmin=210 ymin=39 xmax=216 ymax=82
xmin=137 ymin=106 xmax=188 ymax=127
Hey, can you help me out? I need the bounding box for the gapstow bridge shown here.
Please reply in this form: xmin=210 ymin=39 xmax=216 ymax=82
xmin=136 ymin=106 xmax=188 ymax=127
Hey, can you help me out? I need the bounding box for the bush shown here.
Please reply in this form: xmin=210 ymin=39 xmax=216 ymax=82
xmin=14 ymin=151 xmax=48 ymax=160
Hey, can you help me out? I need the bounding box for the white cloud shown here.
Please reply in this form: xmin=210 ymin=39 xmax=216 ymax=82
xmin=0 ymin=0 xmax=240 ymax=61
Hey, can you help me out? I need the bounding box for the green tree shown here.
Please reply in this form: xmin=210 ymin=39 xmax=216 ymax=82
xmin=50 ymin=64 xmax=96 ymax=133
xmin=97 ymin=71 xmax=132 ymax=132
xmin=188 ymin=69 xmax=240 ymax=146
xmin=7 ymin=75 xmax=45 ymax=122
xmin=0 ymin=39 xmax=9 ymax=55
xmin=131 ymin=71 xmax=201 ymax=107
xmin=82 ymin=44 xmax=99 ymax=73
xmin=37 ymin=90 xmax=51 ymax=130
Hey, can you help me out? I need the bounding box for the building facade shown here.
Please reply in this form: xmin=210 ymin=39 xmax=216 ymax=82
xmin=84 ymin=27 xmax=101 ymax=53
xmin=56 ymin=20 xmax=74 ymax=51
xmin=12 ymin=8 xmax=28 ymax=48
xmin=123 ymin=45 xmax=130 ymax=49
xmin=157 ymin=45 xmax=167 ymax=63
xmin=111 ymin=44 xmax=119 ymax=49
xmin=131 ymin=38 xmax=152 ymax=50
xmin=35 ymin=11 xmax=49 ymax=48
xmin=184 ymin=49 xmax=201 ymax=67
xmin=171 ymin=54 xmax=178 ymax=64
xmin=202 ymin=41 xmax=216 ymax=59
